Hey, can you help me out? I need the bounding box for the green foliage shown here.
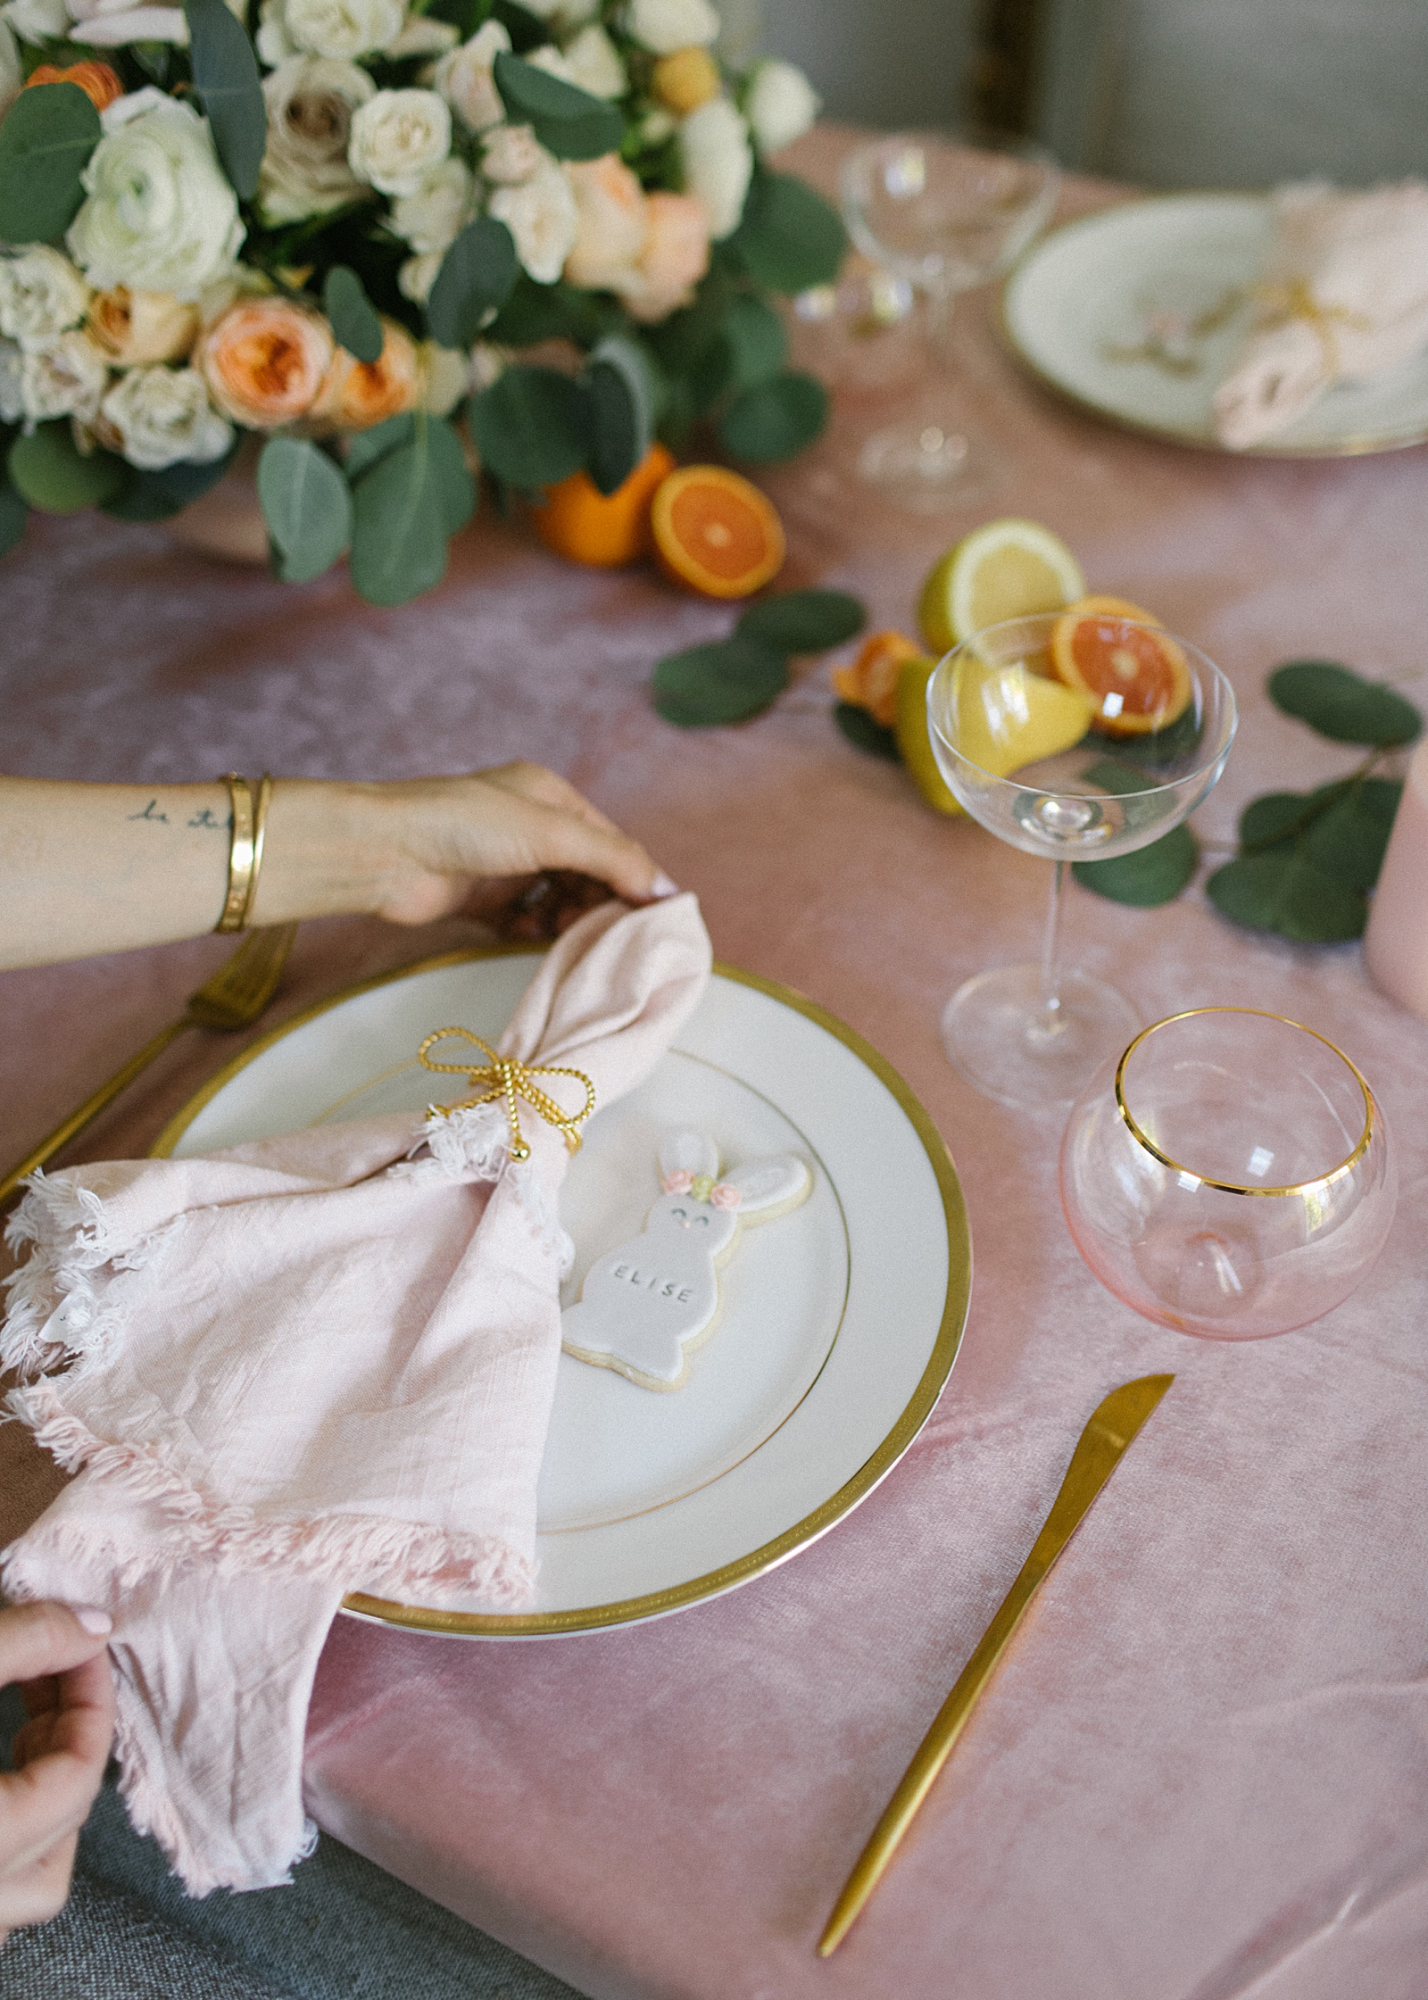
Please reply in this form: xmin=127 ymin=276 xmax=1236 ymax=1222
xmin=426 ymin=217 xmax=519 ymax=350
xmin=469 ymin=366 xmax=586 ymax=488
xmin=1269 ymin=660 xmax=1421 ymax=747
xmin=1073 ymin=825 xmax=1199 ymax=907
xmin=728 ymin=171 xmax=846 ymax=293
xmin=0 ymin=83 xmax=101 ymax=244
xmin=8 ymin=424 xmax=125 ymax=513
xmin=102 ymin=446 xmax=239 ymax=521
xmin=492 ymin=51 xmax=623 ymax=160
xmin=719 ymin=371 xmax=827 ymax=461
xmin=1207 ymin=852 xmax=1366 ymax=943
xmin=257 ymin=437 xmax=352 ymax=582
xmin=1085 ymin=704 xmax=1205 ymax=769
xmin=185 ymin=0 xmax=266 ymax=199
xmin=490 ymin=0 xmax=545 ymax=51
xmin=738 ymin=589 xmax=864 ymax=654
xmin=652 ymin=635 xmax=789 ymax=726
xmin=483 ymin=272 xmax=616 ymax=349
xmin=344 ymin=412 xmax=414 ymax=480
xmin=582 ymin=333 xmax=656 ymax=494
xmin=834 ymin=701 xmax=900 ymax=761
xmin=323 ymin=266 xmax=384 ymax=363
xmin=0 ymin=475 xmax=27 ymax=558
xmin=348 ymin=412 xmax=473 ymax=605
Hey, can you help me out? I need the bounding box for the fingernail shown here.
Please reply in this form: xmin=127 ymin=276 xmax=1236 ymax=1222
xmin=72 ymin=1605 xmax=112 ymax=1637
xmin=650 ymin=871 xmax=679 ymax=899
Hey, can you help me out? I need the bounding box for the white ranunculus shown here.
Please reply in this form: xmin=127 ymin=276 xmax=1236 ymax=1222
xmin=0 ymin=21 xmax=21 ymax=116
xmin=431 ymin=18 xmax=509 ymax=132
xmin=0 ymin=339 xmax=22 ymax=423
xmin=398 ymin=251 xmax=442 ymax=304
xmin=744 ymin=57 xmax=819 ymax=155
xmin=626 ymin=0 xmax=717 ymax=56
xmin=562 ymin=24 xmax=625 ymax=99
xmin=1 ymin=0 xmax=68 ymax=41
xmin=391 ymin=156 xmax=474 ymax=253
xmin=100 ymin=363 xmax=232 ymax=468
xmin=481 ymin=122 xmax=548 ymax=185
xmin=258 ymin=55 xmax=375 ymax=223
xmin=348 ymin=87 xmax=451 ymax=197
xmin=679 ymin=96 xmax=752 ymax=240
xmin=19 ymin=331 xmax=108 ymax=425
xmin=488 ymin=159 xmax=579 ymax=284
xmin=257 ymin=0 xmax=401 ymax=64
xmin=68 ymin=99 xmax=245 ymax=301
xmin=100 ymin=85 xmax=169 ymax=130
xmin=0 ymin=248 xmax=91 ymax=351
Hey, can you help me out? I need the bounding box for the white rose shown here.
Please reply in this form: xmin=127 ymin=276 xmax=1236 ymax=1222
xmin=398 ymin=251 xmax=442 ymax=304
xmin=431 ymin=17 xmax=508 ymax=131
xmin=99 ymin=364 xmax=232 ymax=468
xmin=67 ymin=99 xmax=245 ymax=300
xmin=0 ymin=21 xmax=21 ymax=117
xmin=679 ymin=97 xmax=752 ymax=240
xmin=19 ymin=331 xmax=108 ymax=425
xmin=1 ymin=0 xmax=69 ymax=40
xmin=258 ymin=56 xmax=375 ymax=223
xmin=417 ymin=338 xmax=467 ymax=415
xmin=744 ymin=58 xmax=819 ymax=155
xmin=0 ymin=248 xmax=91 ymax=351
xmin=64 ymin=0 xmax=187 ymax=44
xmin=0 ymin=339 xmax=22 ymax=423
xmin=257 ymin=0 xmax=401 ymax=64
xmin=488 ymin=159 xmax=578 ymax=284
xmin=391 ymin=156 xmax=474 ymax=253
xmin=626 ymin=0 xmax=717 ymax=56
xmin=562 ymin=24 xmax=625 ymax=99
xmin=481 ymin=122 xmax=549 ymax=185
xmin=384 ymin=13 xmax=455 ymax=54
xmin=348 ymin=87 xmax=451 ymax=197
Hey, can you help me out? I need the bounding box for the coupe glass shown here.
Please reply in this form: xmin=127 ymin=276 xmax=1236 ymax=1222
xmin=1060 ymin=1009 xmax=1397 ymax=1339
xmin=838 ymin=130 xmax=1059 ymax=508
xmin=927 ymin=613 xmax=1237 ymax=1110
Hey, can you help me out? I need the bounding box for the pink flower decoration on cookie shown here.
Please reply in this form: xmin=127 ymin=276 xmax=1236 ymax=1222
xmin=662 ymin=1168 xmax=694 ymax=1194
xmin=710 ymin=1181 xmax=742 ymax=1210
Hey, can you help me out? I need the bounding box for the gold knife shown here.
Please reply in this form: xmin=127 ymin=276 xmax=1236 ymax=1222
xmin=818 ymin=1371 xmax=1174 ymax=1957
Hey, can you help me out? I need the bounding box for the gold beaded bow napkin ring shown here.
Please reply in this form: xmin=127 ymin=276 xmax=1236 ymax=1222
xmin=417 ymin=1027 xmax=596 ymax=1162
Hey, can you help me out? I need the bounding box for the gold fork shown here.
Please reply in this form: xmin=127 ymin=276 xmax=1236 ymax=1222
xmin=0 ymin=923 xmax=299 ymax=1208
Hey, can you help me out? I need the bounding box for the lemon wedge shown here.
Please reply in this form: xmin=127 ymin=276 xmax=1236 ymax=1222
xmin=918 ymin=518 xmax=1086 ymax=654
xmin=942 ymin=655 xmax=1097 ymax=779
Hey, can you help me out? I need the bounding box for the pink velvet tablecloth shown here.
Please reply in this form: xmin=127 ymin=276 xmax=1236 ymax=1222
xmin=4 ymin=144 xmax=1428 ymax=2000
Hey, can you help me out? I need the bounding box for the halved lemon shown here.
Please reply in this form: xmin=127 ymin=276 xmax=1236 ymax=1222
xmin=899 ymin=652 xmax=1096 ymax=811
xmin=1050 ymin=601 xmax=1191 ymax=737
xmin=918 ymin=518 xmax=1086 ymax=654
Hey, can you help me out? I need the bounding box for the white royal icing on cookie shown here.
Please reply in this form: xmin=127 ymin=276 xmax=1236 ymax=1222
xmin=560 ymin=1130 xmax=811 ymax=1391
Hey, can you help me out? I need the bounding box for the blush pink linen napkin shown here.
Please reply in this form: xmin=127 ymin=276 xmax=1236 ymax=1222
xmin=0 ymin=894 xmax=710 ymax=1895
xmin=1213 ymin=179 xmax=1428 ymax=448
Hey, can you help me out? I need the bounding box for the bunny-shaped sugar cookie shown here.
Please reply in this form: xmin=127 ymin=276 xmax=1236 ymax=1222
xmin=561 ymin=1131 xmax=811 ymax=1390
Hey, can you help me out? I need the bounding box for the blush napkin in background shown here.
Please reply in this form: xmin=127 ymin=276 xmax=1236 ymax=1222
xmin=0 ymin=893 xmax=710 ymax=1897
xmin=1213 ymin=179 xmax=1428 ymax=448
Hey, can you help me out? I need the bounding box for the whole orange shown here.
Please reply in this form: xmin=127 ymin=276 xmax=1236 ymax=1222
xmin=532 ymin=442 xmax=677 ymax=568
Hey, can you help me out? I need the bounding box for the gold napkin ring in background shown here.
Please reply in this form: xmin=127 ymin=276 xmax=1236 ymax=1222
xmin=417 ymin=1027 xmax=596 ymax=1162
xmin=214 ymin=773 xmax=273 ymax=933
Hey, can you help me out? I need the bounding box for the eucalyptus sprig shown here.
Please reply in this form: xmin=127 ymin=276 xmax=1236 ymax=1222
xmin=653 ymin=590 xmax=865 ymax=727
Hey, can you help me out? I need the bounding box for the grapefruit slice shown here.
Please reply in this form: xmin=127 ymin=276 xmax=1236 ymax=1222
xmin=918 ymin=518 xmax=1085 ymax=653
xmin=650 ymin=465 xmax=785 ymax=599
xmin=1050 ymin=604 xmax=1191 ymax=736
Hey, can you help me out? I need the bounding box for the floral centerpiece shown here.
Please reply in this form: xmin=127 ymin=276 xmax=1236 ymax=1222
xmin=0 ymin=0 xmax=842 ymax=602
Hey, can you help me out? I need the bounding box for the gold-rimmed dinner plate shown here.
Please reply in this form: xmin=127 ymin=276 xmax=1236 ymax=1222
xmin=154 ymin=950 xmax=971 ymax=1638
xmin=1003 ymin=193 xmax=1428 ymax=457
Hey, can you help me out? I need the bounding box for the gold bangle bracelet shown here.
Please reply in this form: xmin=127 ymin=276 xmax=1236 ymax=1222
xmin=214 ymin=773 xmax=273 ymax=933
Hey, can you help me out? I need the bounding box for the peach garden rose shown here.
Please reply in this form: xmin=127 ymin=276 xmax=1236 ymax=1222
xmin=195 ymin=297 xmax=335 ymax=427
xmin=308 ymin=316 xmax=419 ymax=430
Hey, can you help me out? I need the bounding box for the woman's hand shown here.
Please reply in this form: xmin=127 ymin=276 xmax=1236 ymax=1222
xmin=0 ymin=1601 xmax=116 ymax=1947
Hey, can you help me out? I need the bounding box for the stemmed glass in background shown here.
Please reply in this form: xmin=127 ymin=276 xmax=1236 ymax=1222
xmin=838 ymin=130 xmax=1059 ymax=508
xmin=927 ymin=613 xmax=1238 ymax=1111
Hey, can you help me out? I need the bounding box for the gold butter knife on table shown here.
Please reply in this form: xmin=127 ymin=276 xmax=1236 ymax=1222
xmin=819 ymin=1372 xmax=1174 ymax=1957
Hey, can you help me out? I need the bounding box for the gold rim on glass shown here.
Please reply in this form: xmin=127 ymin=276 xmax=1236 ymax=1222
xmin=152 ymin=945 xmax=972 ymax=1638
xmin=1113 ymin=1005 xmax=1375 ymax=1196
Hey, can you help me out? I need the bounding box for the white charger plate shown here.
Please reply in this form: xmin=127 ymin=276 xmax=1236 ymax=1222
xmin=1003 ymin=193 xmax=1428 ymax=457
xmin=154 ymin=950 xmax=970 ymax=1637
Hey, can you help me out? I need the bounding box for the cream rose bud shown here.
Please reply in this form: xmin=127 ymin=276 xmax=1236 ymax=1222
xmin=562 ymin=25 xmax=626 ymax=99
xmin=526 ymin=44 xmax=573 ymax=85
xmin=417 ymin=339 xmax=468 ymax=416
xmin=348 ymin=88 xmax=452 ymax=197
xmin=67 ymin=99 xmax=244 ymax=300
xmin=621 ymin=189 xmax=709 ymax=321
xmin=626 ymin=0 xmax=718 ymax=55
xmin=432 ymin=18 xmax=509 ymax=133
xmin=563 ymin=154 xmax=646 ymax=292
xmin=488 ymin=159 xmax=579 ymax=284
xmin=391 ymin=157 xmax=474 ymax=254
xmin=3 ymin=0 xmax=69 ymax=41
xmin=257 ymin=0 xmax=402 ymax=64
xmin=99 ymin=365 xmax=232 ymax=469
xmin=679 ymin=97 xmax=753 ymax=240
xmin=258 ymin=56 xmax=375 ymax=225
xmin=0 ymin=339 xmax=23 ymax=424
xmin=0 ymin=247 xmax=91 ymax=351
xmin=744 ymin=58 xmax=819 ymax=154
xmin=87 ymin=286 xmax=199 ymax=364
xmin=481 ymin=122 xmax=549 ymax=185
xmin=19 ymin=331 xmax=109 ymax=425
xmin=398 ymin=251 xmax=442 ymax=304
xmin=0 ymin=21 xmax=21 ymax=119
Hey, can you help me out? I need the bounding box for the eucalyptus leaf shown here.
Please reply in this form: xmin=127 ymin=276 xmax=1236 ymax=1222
xmin=469 ymin=366 xmax=586 ymax=488
xmin=102 ymin=445 xmax=239 ymax=521
xmin=1080 ymin=756 xmax=1156 ymax=797
xmin=426 ymin=217 xmax=519 ymax=350
xmin=738 ymin=590 xmax=865 ymax=654
xmin=1238 ymin=787 xmax=1330 ymax=851
xmin=422 ymin=412 xmax=476 ymax=534
xmin=652 ymin=635 xmax=789 ymax=727
xmin=718 ymin=371 xmax=828 ymax=462
xmin=257 ymin=437 xmax=352 ymax=583
xmin=323 ymin=265 xmax=383 ymax=363
xmin=719 ymin=294 xmax=787 ymax=390
xmin=581 ymin=333 xmax=655 ymax=494
xmin=0 ymin=83 xmax=101 ymax=245
xmin=1086 ymin=703 xmax=1204 ymax=767
xmin=1073 ymin=824 xmax=1198 ymax=906
xmin=349 ymin=435 xmax=448 ymax=606
xmin=0 ymin=477 xmax=27 ymax=558
xmin=728 ymin=171 xmax=846 ymax=293
xmin=8 ymin=424 xmax=125 ymax=514
xmin=491 ymin=0 xmax=546 ymax=52
xmin=185 ymin=0 xmax=266 ymax=200
xmin=1269 ymin=660 xmax=1421 ymax=747
xmin=492 ymin=51 xmax=622 ymax=160
xmin=483 ymin=273 xmax=613 ymax=349
xmin=834 ymin=701 xmax=901 ymax=761
xmin=1206 ymin=851 xmax=1366 ymax=942
xmin=344 ymin=412 xmax=414 ymax=481
xmin=1302 ymin=778 xmax=1402 ymax=891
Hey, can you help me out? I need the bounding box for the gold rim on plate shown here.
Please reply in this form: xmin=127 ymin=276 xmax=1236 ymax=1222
xmin=152 ymin=946 xmax=972 ymax=1637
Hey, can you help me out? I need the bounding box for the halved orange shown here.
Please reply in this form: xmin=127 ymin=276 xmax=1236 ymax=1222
xmin=1050 ymin=598 xmax=1190 ymax=736
xmin=650 ymin=465 xmax=785 ymax=599
xmin=533 ymin=442 xmax=675 ymax=568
